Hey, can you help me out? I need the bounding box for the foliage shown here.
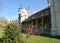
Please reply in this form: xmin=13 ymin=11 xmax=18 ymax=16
xmin=25 ymin=25 xmax=41 ymax=43
xmin=0 ymin=17 xmax=7 ymax=28
xmin=25 ymin=25 xmax=41 ymax=40
xmin=0 ymin=28 xmax=4 ymax=38
xmin=3 ymin=23 xmax=23 ymax=43
xmin=0 ymin=28 xmax=4 ymax=43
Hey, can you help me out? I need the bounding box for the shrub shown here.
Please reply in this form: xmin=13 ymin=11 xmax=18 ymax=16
xmin=3 ymin=23 xmax=23 ymax=43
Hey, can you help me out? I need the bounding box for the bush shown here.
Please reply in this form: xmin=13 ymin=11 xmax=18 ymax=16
xmin=3 ymin=23 xmax=23 ymax=43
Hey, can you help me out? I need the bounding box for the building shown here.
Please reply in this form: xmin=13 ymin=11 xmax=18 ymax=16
xmin=19 ymin=0 xmax=60 ymax=36
xmin=22 ymin=6 xmax=51 ymax=35
xmin=18 ymin=5 xmax=30 ymax=30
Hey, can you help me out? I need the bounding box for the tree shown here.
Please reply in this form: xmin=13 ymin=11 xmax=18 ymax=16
xmin=3 ymin=23 xmax=23 ymax=43
xmin=0 ymin=17 xmax=7 ymax=28
xmin=25 ymin=25 xmax=41 ymax=43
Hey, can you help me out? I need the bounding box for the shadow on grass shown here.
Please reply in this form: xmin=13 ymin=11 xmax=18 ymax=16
xmin=22 ymin=33 xmax=60 ymax=40
xmin=40 ymin=33 xmax=60 ymax=40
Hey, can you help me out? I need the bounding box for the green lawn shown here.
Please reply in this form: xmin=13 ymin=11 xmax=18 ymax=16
xmin=21 ymin=34 xmax=60 ymax=43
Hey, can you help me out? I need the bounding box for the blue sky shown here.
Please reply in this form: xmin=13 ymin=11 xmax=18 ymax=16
xmin=0 ymin=0 xmax=48 ymax=20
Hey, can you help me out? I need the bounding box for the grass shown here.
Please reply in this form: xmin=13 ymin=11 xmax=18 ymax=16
xmin=21 ymin=33 xmax=60 ymax=43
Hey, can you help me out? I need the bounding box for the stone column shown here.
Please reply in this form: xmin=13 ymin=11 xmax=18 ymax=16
xmin=50 ymin=0 xmax=60 ymax=36
xmin=36 ymin=19 xmax=38 ymax=27
xmin=26 ymin=23 xmax=28 ymax=28
xmin=31 ymin=21 xmax=33 ymax=27
xmin=41 ymin=18 xmax=44 ymax=32
xmin=28 ymin=22 xmax=30 ymax=29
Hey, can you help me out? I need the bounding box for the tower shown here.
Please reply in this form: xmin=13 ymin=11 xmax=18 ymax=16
xmin=18 ymin=4 xmax=22 ymax=25
xmin=18 ymin=4 xmax=29 ymax=29
xmin=50 ymin=0 xmax=60 ymax=36
xmin=27 ymin=6 xmax=30 ymax=16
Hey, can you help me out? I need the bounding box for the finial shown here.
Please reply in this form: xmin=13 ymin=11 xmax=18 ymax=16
xmin=18 ymin=4 xmax=23 ymax=13
xmin=20 ymin=4 xmax=22 ymax=9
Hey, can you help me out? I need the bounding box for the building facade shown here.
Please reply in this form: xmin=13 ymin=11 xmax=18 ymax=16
xmin=18 ymin=5 xmax=30 ymax=30
xmin=19 ymin=0 xmax=60 ymax=36
xmin=22 ymin=6 xmax=51 ymax=35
